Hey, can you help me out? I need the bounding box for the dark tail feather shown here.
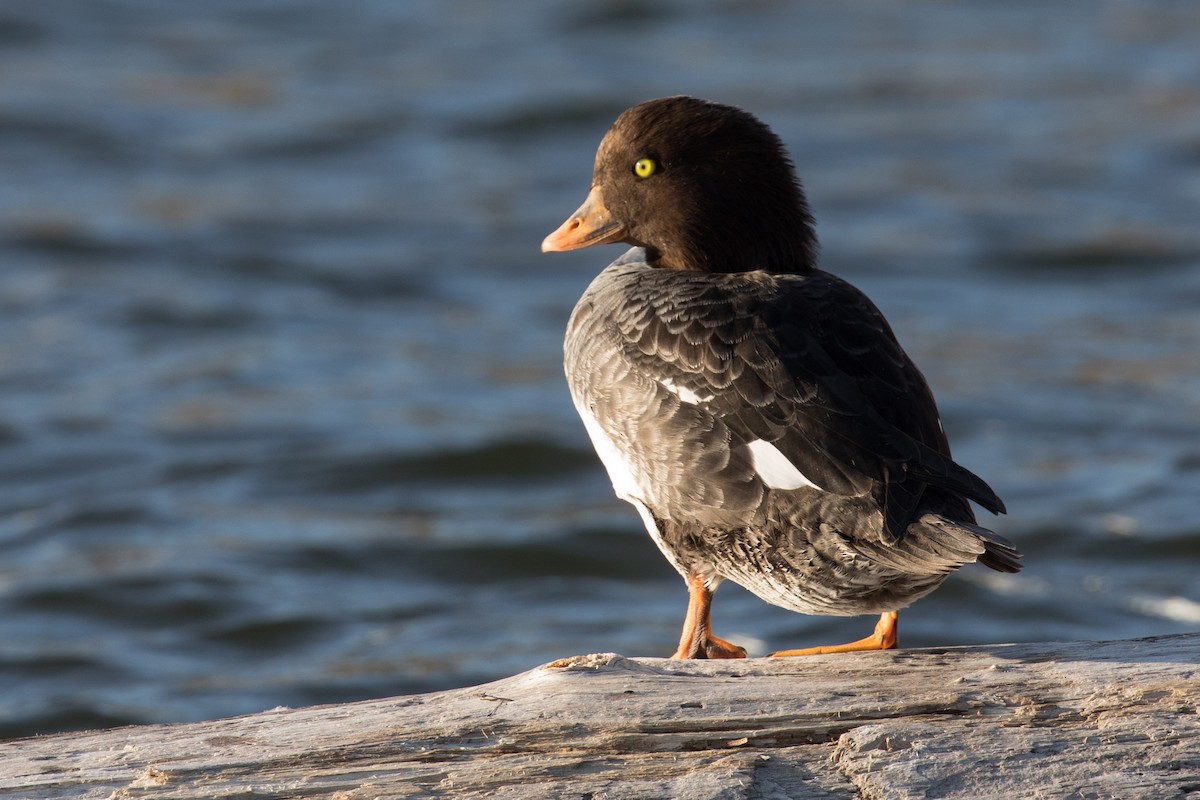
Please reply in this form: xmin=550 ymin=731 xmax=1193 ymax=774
xmin=953 ymin=518 xmax=1023 ymax=573
xmin=906 ymin=444 xmax=1008 ymax=516
xmin=856 ymin=514 xmax=1024 ymax=576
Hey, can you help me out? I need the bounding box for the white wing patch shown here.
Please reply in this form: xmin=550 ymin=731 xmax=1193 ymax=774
xmin=575 ymin=404 xmax=690 ymax=579
xmin=658 ymin=377 xmax=714 ymax=405
xmin=575 ymin=401 xmax=642 ymax=502
xmin=746 ymin=439 xmax=819 ymax=491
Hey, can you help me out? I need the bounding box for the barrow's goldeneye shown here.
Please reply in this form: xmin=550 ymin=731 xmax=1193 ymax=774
xmin=543 ymin=96 xmax=1021 ymax=659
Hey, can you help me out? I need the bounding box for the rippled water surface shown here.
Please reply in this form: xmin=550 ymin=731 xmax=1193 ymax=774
xmin=1 ymin=1 xmax=1199 ymax=739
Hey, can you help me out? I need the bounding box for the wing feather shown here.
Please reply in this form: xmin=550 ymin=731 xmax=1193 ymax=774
xmin=565 ymin=251 xmax=1005 ymax=547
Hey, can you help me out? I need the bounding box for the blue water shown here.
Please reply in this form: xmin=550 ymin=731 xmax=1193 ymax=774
xmin=1 ymin=0 xmax=1198 ymax=739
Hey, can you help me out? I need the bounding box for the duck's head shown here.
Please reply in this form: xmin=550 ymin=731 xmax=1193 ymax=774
xmin=542 ymin=96 xmax=818 ymax=274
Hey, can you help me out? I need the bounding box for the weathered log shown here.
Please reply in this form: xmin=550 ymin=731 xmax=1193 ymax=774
xmin=1 ymin=634 xmax=1197 ymax=799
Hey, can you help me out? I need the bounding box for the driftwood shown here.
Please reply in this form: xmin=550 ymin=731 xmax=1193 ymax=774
xmin=1 ymin=634 xmax=1197 ymax=799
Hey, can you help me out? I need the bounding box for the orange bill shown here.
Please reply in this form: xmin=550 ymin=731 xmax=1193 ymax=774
xmin=541 ymin=185 xmax=628 ymax=252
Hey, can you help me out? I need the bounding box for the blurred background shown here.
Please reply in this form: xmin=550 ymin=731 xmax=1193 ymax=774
xmin=1 ymin=0 xmax=1198 ymax=740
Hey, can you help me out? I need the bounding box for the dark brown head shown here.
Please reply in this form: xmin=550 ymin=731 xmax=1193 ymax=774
xmin=542 ymin=96 xmax=818 ymax=273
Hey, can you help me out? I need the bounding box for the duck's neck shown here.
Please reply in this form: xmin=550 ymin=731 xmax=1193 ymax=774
xmin=648 ymin=212 xmax=819 ymax=275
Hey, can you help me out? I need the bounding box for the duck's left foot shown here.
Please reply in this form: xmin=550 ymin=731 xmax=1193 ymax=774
xmin=673 ymin=632 xmax=747 ymax=660
xmin=770 ymin=610 xmax=898 ymax=657
xmin=670 ymin=572 xmax=747 ymax=659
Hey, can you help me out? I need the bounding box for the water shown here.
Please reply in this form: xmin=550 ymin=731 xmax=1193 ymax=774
xmin=1 ymin=0 xmax=1198 ymax=740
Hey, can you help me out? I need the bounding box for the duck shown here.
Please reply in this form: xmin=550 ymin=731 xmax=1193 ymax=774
xmin=542 ymin=96 xmax=1021 ymax=659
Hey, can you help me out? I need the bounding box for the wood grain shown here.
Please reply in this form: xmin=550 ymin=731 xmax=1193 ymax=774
xmin=2 ymin=634 xmax=1197 ymax=799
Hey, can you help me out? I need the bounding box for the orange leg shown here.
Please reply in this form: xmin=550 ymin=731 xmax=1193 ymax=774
xmin=670 ymin=573 xmax=746 ymax=660
xmin=769 ymin=610 xmax=899 ymax=657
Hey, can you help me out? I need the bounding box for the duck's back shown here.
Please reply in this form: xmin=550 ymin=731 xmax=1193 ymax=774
xmin=564 ymin=248 xmax=1019 ymax=614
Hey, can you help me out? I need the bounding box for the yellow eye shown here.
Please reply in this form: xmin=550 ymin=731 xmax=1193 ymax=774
xmin=633 ymin=157 xmax=657 ymax=179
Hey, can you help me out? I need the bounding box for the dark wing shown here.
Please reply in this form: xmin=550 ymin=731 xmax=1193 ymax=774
xmin=745 ymin=270 xmax=1007 ymax=539
xmin=566 ymin=262 xmax=765 ymax=529
xmin=565 ymin=254 xmax=1004 ymax=544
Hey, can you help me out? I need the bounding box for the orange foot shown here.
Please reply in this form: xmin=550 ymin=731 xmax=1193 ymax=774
xmin=770 ymin=610 xmax=899 ymax=657
xmin=673 ymin=631 xmax=747 ymax=660
xmin=670 ymin=573 xmax=747 ymax=660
